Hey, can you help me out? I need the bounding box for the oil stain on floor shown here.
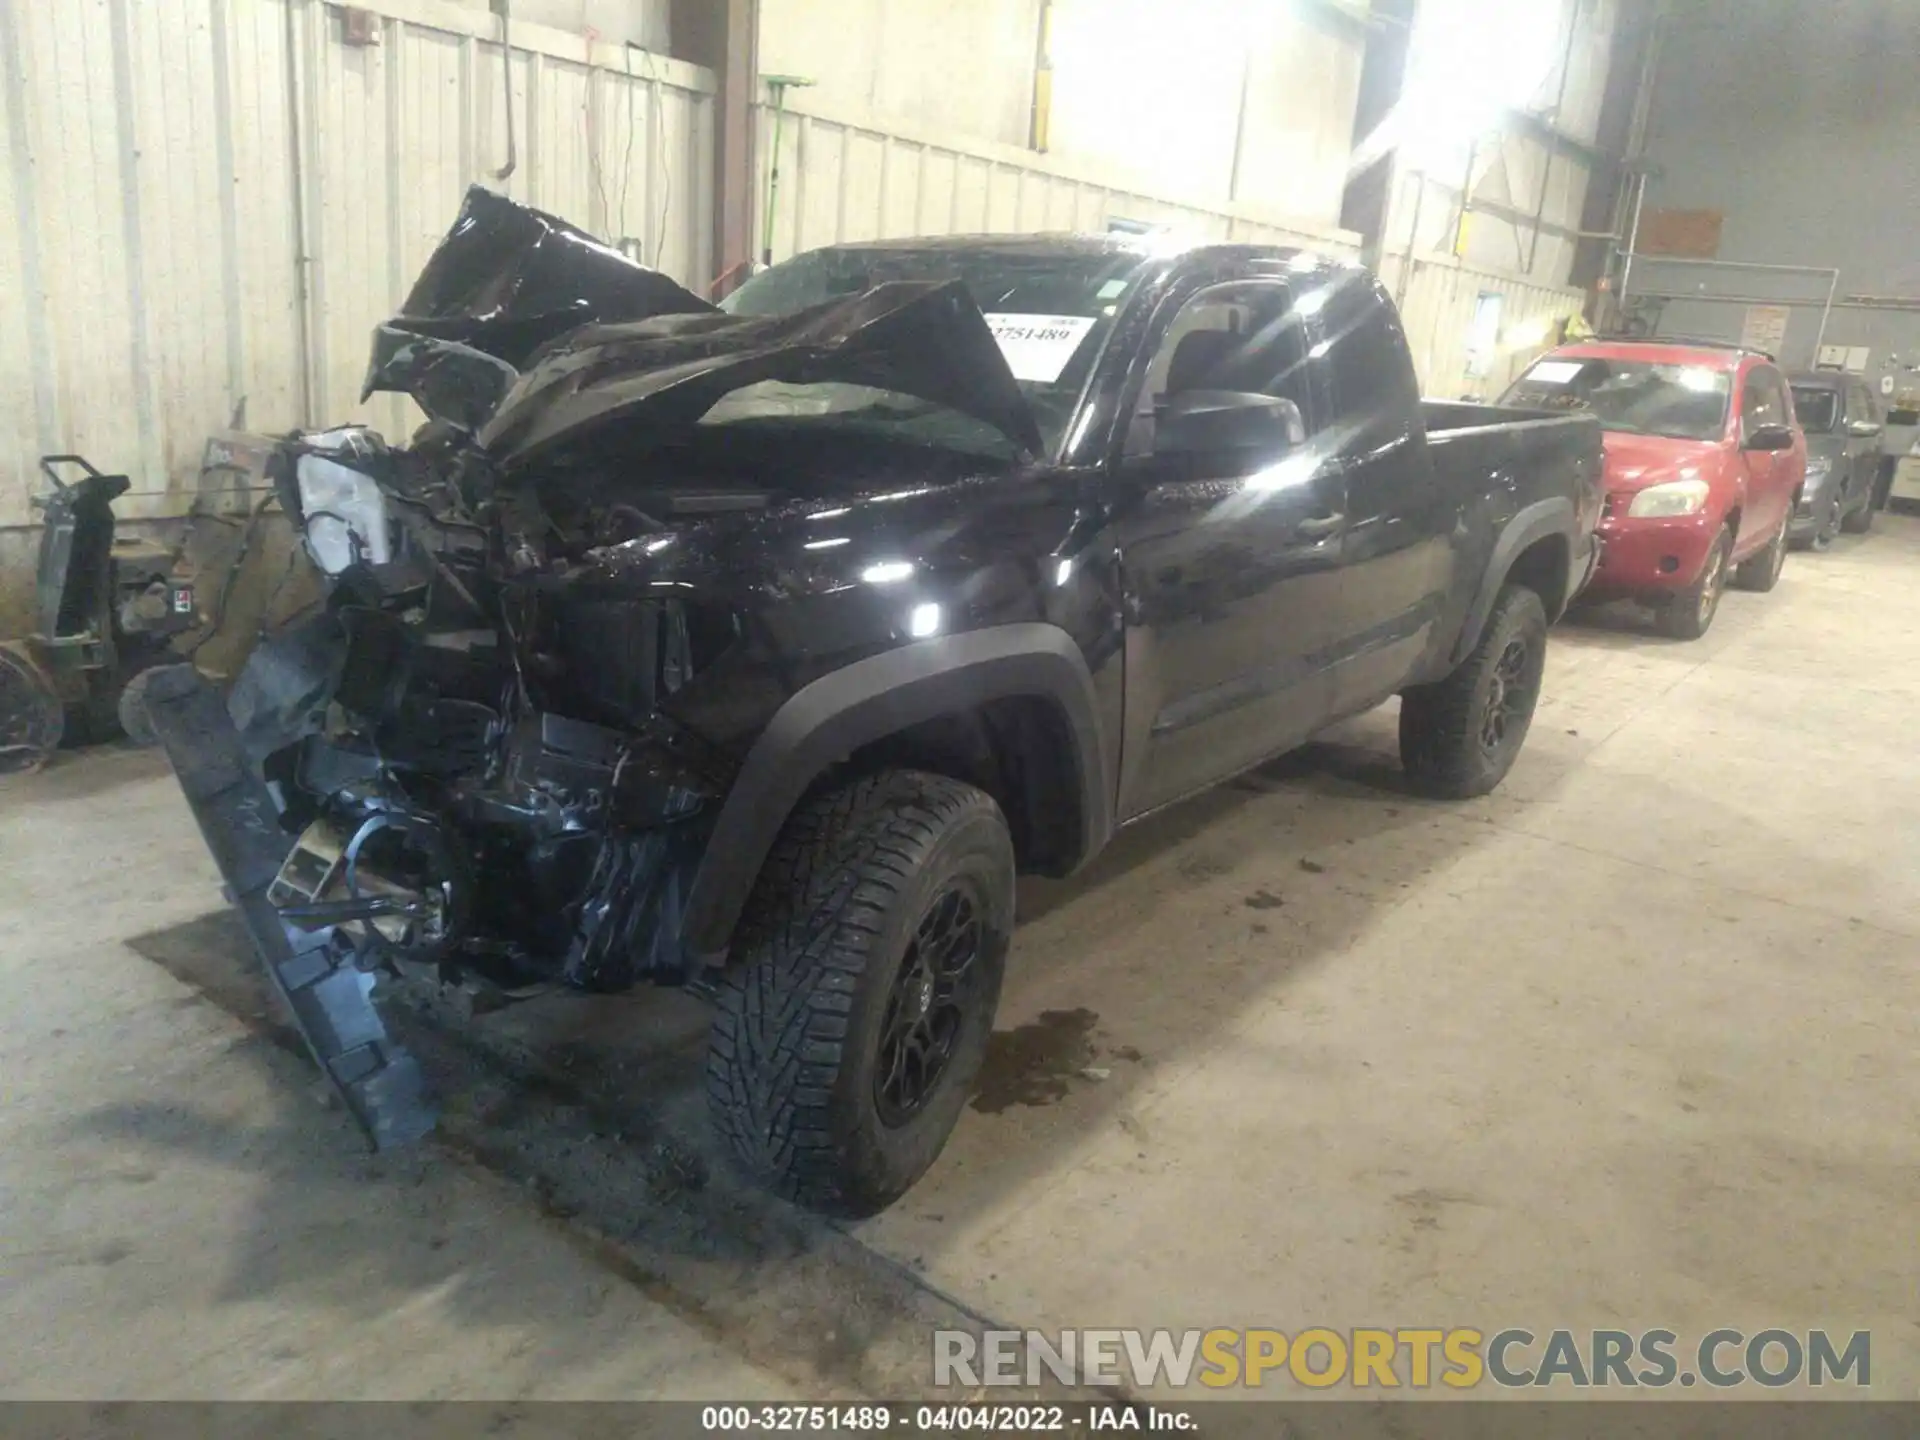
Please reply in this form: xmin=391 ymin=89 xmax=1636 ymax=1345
xmin=970 ymin=1008 xmax=1102 ymax=1114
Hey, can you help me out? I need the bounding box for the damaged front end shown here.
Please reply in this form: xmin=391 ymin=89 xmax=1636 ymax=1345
xmin=143 ymin=427 xmax=732 ymax=1147
xmin=143 ymin=191 xmax=741 ymax=1148
xmin=146 ymin=185 xmax=1046 ymax=1151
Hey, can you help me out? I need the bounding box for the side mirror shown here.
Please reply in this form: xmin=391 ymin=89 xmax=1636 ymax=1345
xmin=1743 ymin=423 xmax=1795 ymax=452
xmin=1849 ymin=419 xmax=1883 ymax=439
xmin=1154 ymin=390 xmax=1306 ymax=458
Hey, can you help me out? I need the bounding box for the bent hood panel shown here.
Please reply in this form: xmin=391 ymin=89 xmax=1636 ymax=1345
xmin=362 ymin=185 xmax=718 ymax=425
xmin=364 ymin=188 xmax=1045 ymax=461
xmin=477 ymin=279 xmax=1047 ymax=464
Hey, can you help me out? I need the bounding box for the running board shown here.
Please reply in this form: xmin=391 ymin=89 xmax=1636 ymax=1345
xmin=142 ymin=665 xmax=435 ymax=1150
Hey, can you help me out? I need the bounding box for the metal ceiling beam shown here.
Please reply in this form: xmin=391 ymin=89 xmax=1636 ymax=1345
xmin=1502 ymin=107 xmax=1605 ymax=171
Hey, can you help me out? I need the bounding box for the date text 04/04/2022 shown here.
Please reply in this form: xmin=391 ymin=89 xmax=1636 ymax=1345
xmin=699 ymin=1403 xmax=1196 ymax=1431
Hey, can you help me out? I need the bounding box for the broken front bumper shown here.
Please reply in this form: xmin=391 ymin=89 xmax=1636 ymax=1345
xmin=142 ymin=664 xmax=435 ymax=1149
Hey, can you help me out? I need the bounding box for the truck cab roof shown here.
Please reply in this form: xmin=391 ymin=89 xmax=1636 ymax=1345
xmin=804 ymin=231 xmax=1357 ymax=283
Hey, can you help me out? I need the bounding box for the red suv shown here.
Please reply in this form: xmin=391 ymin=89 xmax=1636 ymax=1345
xmin=1500 ymin=341 xmax=1806 ymax=639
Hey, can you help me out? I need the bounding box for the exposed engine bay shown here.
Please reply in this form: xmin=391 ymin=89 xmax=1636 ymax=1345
xmin=197 ymin=185 xmax=1040 ymax=1006
xmin=233 ymin=425 xmax=747 ymax=998
xmin=136 ymin=185 xmax=1057 ymax=1148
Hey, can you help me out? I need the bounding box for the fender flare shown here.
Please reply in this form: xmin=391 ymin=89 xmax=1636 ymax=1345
xmin=681 ymin=622 xmax=1111 ymax=962
xmin=1450 ymin=496 xmax=1579 ymax=666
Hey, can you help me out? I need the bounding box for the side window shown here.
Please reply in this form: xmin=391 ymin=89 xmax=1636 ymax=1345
xmin=1742 ymin=366 xmax=1790 ymax=434
xmin=1126 ymin=281 xmax=1312 ymax=454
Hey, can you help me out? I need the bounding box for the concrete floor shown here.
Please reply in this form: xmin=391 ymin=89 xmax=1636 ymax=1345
xmin=6 ymin=519 xmax=1920 ymax=1399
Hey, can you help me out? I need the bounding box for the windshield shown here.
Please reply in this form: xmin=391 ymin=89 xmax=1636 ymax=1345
xmin=1501 ymin=356 xmax=1733 ymax=442
xmin=1790 ymin=386 xmax=1839 ymax=433
xmin=720 ymin=246 xmax=1145 ymax=457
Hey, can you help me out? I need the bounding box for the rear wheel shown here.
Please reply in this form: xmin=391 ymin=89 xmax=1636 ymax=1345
xmin=1733 ymin=511 xmax=1788 ymax=593
xmin=708 ymin=769 xmax=1014 ymax=1217
xmin=1657 ymin=527 xmax=1731 ymax=640
xmin=1400 ymin=583 xmax=1547 ymax=800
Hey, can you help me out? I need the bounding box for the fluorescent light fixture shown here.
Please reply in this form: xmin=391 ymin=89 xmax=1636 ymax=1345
xmin=804 ymin=537 xmax=850 ymax=550
xmin=809 ymin=507 xmax=851 ymax=521
xmin=1054 ymin=557 xmax=1074 ymax=586
xmin=861 ymin=560 xmax=915 ymax=585
xmin=907 ymin=603 xmax=942 ymax=638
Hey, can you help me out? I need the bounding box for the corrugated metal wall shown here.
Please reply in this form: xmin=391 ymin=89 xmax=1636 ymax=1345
xmin=0 ymin=0 xmax=713 ymax=526
xmin=1385 ymin=255 xmax=1587 ymax=401
xmin=752 ymin=92 xmax=1363 ymax=268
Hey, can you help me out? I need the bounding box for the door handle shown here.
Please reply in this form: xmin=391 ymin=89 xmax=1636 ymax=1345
xmin=1297 ymin=512 xmax=1345 ymax=539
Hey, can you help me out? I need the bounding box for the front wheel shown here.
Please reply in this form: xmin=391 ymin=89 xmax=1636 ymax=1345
xmin=1656 ymin=526 xmax=1732 ymax=640
xmin=708 ymin=769 xmax=1014 ymax=1217
xmin=1733 ymin=511 xmax=1789 ymax=592
xmin=1400 ymin=583 xmax=1548 ymax=800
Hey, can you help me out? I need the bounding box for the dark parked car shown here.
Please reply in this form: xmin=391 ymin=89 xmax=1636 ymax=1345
xmin=139 ymin=190 xmax=1601 ymax=1216
xmin=1787 ymin=371 xmax=1884 ymax=545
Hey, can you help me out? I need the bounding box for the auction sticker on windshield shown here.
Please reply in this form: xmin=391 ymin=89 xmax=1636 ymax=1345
xmin=984 ymin=314 xmax=1098 ymax=383
xmin=1528 ymin=360 xmax=1587 ymax=384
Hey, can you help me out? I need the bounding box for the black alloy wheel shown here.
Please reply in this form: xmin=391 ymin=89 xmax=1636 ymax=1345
xmin=1479 ymin=635 xmax=1535 ymax=757
xmin=873 ymin=886 xmax=985 ymax=1127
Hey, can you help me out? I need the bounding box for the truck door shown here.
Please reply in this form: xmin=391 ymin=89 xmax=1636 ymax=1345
xmin=1108 ymin=276 xmax=1347 ymax=820
xmin=1313 ymin=279 xmax=1455 ymax=715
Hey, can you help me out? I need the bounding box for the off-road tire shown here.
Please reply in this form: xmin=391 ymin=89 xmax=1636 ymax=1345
xmin=1657 ymin=526 xmax=1732 ymax=640
xmin=1733 ymin=512 xmax=1788 ymax=592
xmin=1842 ymin=484 xmax=1876 ymax=534
xmin=1400 ymin=583 xmax=1548 ymax=800
xmin=707 ymin=769 xmax=1015 ymax=1217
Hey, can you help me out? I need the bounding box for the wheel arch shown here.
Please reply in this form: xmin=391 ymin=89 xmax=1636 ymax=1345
xmin=681 ymin=623 xmax=1111 ymax=963
xmin=1450 ymin=497 xmax=1578 ymax=666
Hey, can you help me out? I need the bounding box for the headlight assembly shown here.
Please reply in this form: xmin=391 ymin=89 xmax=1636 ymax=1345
xmin=1626 ymin=478 xmax=1712 ymax=518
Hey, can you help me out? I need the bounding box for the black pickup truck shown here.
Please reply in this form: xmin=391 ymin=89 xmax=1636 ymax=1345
xmin=141 ymin=189 xmax=1601 ymax=1216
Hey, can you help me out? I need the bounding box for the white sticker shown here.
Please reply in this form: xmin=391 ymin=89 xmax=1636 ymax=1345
xmin=1096 ymin=278 xmax=1129 ymax=300
xmin=1527 ymin=360 xmax=1586 ymax=384
xmin=983 ymin=314 xmax=1099 ymax=383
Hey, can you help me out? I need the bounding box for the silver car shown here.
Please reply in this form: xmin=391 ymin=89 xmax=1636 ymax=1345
xmin=1788 ymin=372 xmax=1884 ymax=548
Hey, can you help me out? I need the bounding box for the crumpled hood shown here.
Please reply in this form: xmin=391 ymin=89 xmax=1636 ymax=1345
xmin=1600 ymin=431 xmax=1724 ymax=492
xmin=363 ymin=186 xmax=1044 ymax=462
